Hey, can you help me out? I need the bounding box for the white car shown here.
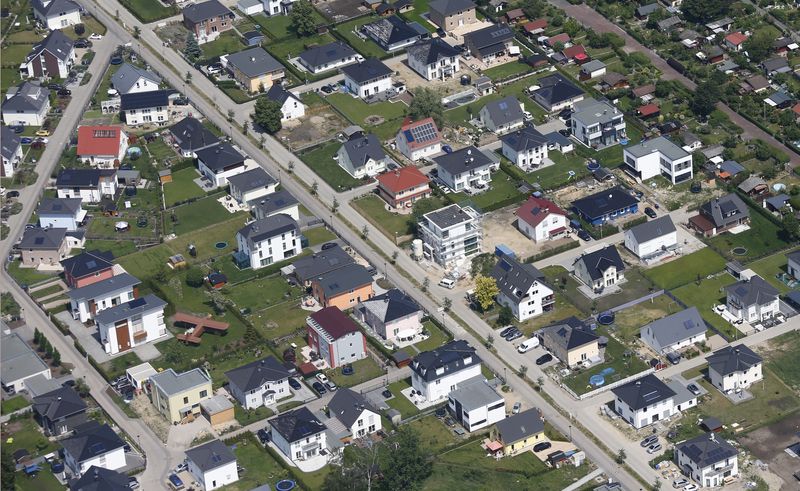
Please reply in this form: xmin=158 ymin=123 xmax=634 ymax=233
xmin=683 ymin=485 xmax=699 ymax=491
xmin=672 ymin=479 xmax=688 ymax=489
xmin=315 ymin=373 xmax=329 ymax=385
xmin=89 ymin=33 xmax=103 ymax=40
xmin=646 ymin=443 xmax=662 ymax=454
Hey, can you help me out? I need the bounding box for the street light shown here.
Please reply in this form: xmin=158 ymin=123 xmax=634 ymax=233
xmin=569 ymin=425 xmax=572 ymax=442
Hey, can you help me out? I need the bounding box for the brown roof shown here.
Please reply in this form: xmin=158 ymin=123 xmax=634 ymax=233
xmin=308 ymin=307 xmax=360 ymax=340
xmin=633 ymin=84 xmax=656 ymax=97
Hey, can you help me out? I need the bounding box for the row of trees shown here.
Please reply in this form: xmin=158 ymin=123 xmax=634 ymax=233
xmin=33 ymin=328 xmax=61 ymax=366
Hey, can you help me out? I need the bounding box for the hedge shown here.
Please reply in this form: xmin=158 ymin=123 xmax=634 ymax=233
xmin=74 ymin=339 xmax=87 ymax=357
xmin=523 ymin=239 xmax=581 ymax=263
xmin=622 ymin=215 xmax=648 ymax=230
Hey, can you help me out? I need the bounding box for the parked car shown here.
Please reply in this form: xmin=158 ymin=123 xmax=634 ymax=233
xmin=58 ymin=89 xmax=71 ymax=97
xmin=321 ymin=242 xmax=337 ymax=250
xmin=646 ymin=443 xmax=662 ymax=454
xmin=672 ymin=479 xmax=688 ymax=489
xmin=256 ymin=428 xmax=270 ymax=444
xmin=6 ymin=191 xmax=19 ymax=198
xmin=687 ymin=384 xmax=701 ymax=396
xmin=381 ymin=389 xmax=392 ymax=399
xmin=89 ymin=33 xmax=103 ymax=40
xmin=288 ymin=378 xmax=301 ymax=390
xmin=640 ymin=435 xmax=658 ymax=447
xmin=644 ymin=207 xmax=657 ymax=218
xmin=683 ymin=485 xmax=699 ymax=491
xmin=577 ymin=229 xmax=592 ymax=241
xmin=535 ymin=353 xmax=553 ymax=365
xmin=73 ymin=39 xmax=89 ymax=48
xmin=35 ymin=129 xmax=50 ymax=137
xmin=533 ymin=441 xmax=551 ymax=452
xmin=512 ymin=402 xmax=522 ymax=414
xmin=20 ymin=137 xmax=33 ymax=144
xmin=47 ymin=83 xmax=63 ymax=91
xmin=315 ymin=373 xmax=329 ymax=385
xmin=9 ymin=125 xmax=24 ymax=134
xmin=325 ymin=380 xmax=338 ymax=392
xmin=311 ymin=381 xmax=327 ymax=395
xmin=34 ymin=137 xmax=48 ymax=144
xmin=505 ymin=330 xmax=523 ymax=342
xmin=173 ymin=97 xmax=189 ymax=106
xmin=207 ymin=62 xmax=223 ymax=74
xmin=498 ymin=326 xmax=515 ymax=337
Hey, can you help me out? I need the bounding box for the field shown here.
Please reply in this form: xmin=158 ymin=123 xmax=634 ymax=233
xmin=705 ymin=210 xmax=791 ymax=262
xmin=449 ymin=169 xmax=524 ymax=211
xmin=643 ymin=248 xmax=727 ymax=290
xmin=200 ymin=31 xmax=246 ymax=61
xmin=163 ymin=168 xmax=206 ymax=206
xmin=671 ymin=273 xmax=739 ymax=341
xmin=299 ymin=141 xmax=363 ymax=191
xmin=119 ymin=0 xmax=179 ymax=22
xmin=351 ymin=194 xmax=413 ymax=239
xmin=766 ymin=330 xmax=800 ymax=393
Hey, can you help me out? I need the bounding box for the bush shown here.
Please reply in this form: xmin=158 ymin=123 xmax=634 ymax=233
xmin=185 ymin=267 xmax=205 ymax=288
xmin=622 ymin=216 xmax=648 ymax=230
xmin=524 ymin=240 xmax=580 ymax=263
xmin=74 ymin=23 xmax=85 ymax=36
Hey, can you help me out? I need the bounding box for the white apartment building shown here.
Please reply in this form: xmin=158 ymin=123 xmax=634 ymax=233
xmin=725 ymin=275 xmax=780 ymax=323
xmin=406 ymin=38 xmax=461 ymax=81
xmin=570 ymin=98 xmax=627 ymax=148
xmin=67 ymin=273 xmax=140 ymax=324
xmin=418 ymin=204 xmax=482 ymax=267
xmin=410 ymin=340 xmax=482 ymax=403
xmin=623 ymin=136 xmax=693 ymax=184
xmin=96 ymin=294 xmax=168 ymax=355
xmin=612 ymin=374 xmax=677 ymax=429
xmin=447 ymin=376 xmax=505 ymax=432
xmin=675 ymin=433 xmax=739 ymax=488
xmin=235 ymin=214 xmax=301 ymax=270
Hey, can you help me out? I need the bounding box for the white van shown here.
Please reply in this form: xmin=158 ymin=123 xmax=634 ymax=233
xmin=517 ymin=337 xmax=540 ymax=353
xmin=439 ymin=277 xmax=456 ymax=289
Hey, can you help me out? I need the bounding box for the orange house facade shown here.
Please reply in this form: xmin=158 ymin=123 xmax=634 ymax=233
xmin=311 ymin=263 xmax=375 ymax=310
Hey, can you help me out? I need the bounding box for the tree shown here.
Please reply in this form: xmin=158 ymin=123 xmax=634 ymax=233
xmin=519 ymin=365 xmax=528 ymax=377
xmin=375 ymin=427 xmax=432 ymax=491
xmin=74 ymin=23 xmax=85 ymax=36
xmin=252 ymin=96 xmax=283 ymax=134
xmin=1 ymin=445 xmax=15 ymax=491
xmin=154 ymin=266 xmax=168 ymax=283
xmin=323 ymin=440 xmax=382 ymax=491
xmin=361 ymin=225 xmax=369 ymax=239
xmin=33 ymin=327 xmax=42 ymax=345
xmin=185 ymin=267 xmax=205 ymax=288
xmin=133 ymin=26 xmax=141 ymax=39
xmin=290 ymin=0 xmax=317 ymax=37
xmin=682 ymin=0 xmax=728 ymax=23
xmin=184 ymin=34 xmax=202 ymax=63
xmin=332 ymin=197 xmax=339 ymax=213
xmin=651 ymin=478 xmax=662 ymax=491
xmin=421 ymin=277 xmax=430 ymax=292
xmin=744 ymin=28 xmax=776 ymax=63
xmin=52 ymin=349 xmax=61 ymax=367
xmin=782 ymin=212 xmax=800 ymax=242
xmin=408 ymin=197 xmax=441 ymax=233
xmin=227 ymin=109 xmax=235 ymax=122
xmin=443 ymin=297 xmax=452 ymax=311
xmin=616 ymin=448 xmax=627 ymax=464
xmin=563 ymin=18 xmax=581 ymax=37
xmin=497 ymin=305 xmax=513 ymax=326
xmin=185 ymin=71 xmax=192 ymax=84
xmin=243 ymin=121 xmax=249 ymax=135
xmin=45 ymin=341 xmax=54 ymax=359
xmin=407 ymin=88 xmax=445 ymax=129
xmin=473 ymin=275 xmax=499 ymax=311
xmin=690 ymin=81 xmax=720 ymax=120
xmin=485 ymin=334 xmax=494 ymax=348
xmin=311 ymin=181 xmax=319 ymax=196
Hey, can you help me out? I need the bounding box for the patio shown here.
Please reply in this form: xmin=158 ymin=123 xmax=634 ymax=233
xmin=399 ymin=386 xmax=444 ymax=410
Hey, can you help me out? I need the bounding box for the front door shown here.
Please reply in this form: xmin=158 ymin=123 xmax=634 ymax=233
xmin=115 ymin=322 xmax=131 ymax=352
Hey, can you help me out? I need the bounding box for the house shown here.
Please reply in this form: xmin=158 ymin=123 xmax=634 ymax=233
xmin=762 ymin=57 xmax=791 ymax=77
xmin=19 ymin=227 xmax=70 ymax=267
xmin=724 ymin=32 xmax=748 ymax=51
xmin=523 ymin=18 xmax=547 ymax=35
xmin=336 ymin=133 xmax=388 ymax=179
xmin=448 ymin=376 xmax=505 ymax=432
xmin=698 ymin=45 xmax=725 ymax=65
xmin=56 ymin=168 xmax=117 ymax=203
xmin=657 ymin=16 xmax=681 ymax=32
xmin=169 ymin=117 xmax=219 ymax=158
xmin=67 ymin=273 xmax=140 ymax=324
xmin=1 ymin=332 xmax=51 ymax=394
xmin=539 ymin=316 xmax=601 ymax=367
xmin=418 ymin=203 xmax=482 ymax=266
xmin=501 ymin=127 xmax=548 ymax=171
xmin=60 ymin=251 xmax=115 ymax=290
xmin=579 ymin=59 xmax=606 ymax=80
xmin=407 ymin=38 xmax=460 ymax=81
xmin=298 ymin=41 xmax=360 ymax=74
xmin=62 ymin=421 xmax=126 ymax=477
xmin=428 ymin=0 xmax=477 ymax=33
xmin=149 ymin=368 xmax=212 ymax=423
xmin=269 ymin=407 xmax=328 ymax=462
xmin=544 ymin=33 xmax=570 ymax=49
xmin=434 ymin=145 xmax=493 ymax=192
xmin=706 ymin=17 xmax=733 ymax=33
xmin=612 ymin=374 xmax=676 ymax=428
xmin=675 ymin=434 xmax=739 ymax=488
xmin=307 ymin=307 xmax=367 ymax=368
xmin=20 ymin=30 xmax=74 ymax=79
xmin=635 ymin=3 xmax=660 ymax=19
xmin=37 ymin=198 xmax=85 ymax=232
xmin=532 ymin=73 xmax=585 ymax=112
xmin=464 ymin=24 xmax=515 ymax=63
xmin=765 ymin=90 xmax=794 ymax=110
xmin=363 ymin=15 xmax=424 ymax=52
xmin=32 ymin=386 xmax=87 ymax=436
xmin=110 ymin=63 xmax=161 ymax=95
xmin=225 ymin=356 xmax=290 ymax=409
xmin=573 ymin=245 xmax=625 ymax=292
xmin=562 ymin=44 xmax=589 ymax=64
xmin=773 ymin=36 xmax=797 ymax=57
xmin=2 ymin=82 xmax=50 ymax=126
xmin=411 ymin=340 xmax=482 ymax=403
xmin=196 ymin=142 xmax=247 ymax=187
xmin=725 ymin=275 xmax=779 ymax=323
xmin=376 ymin=2 xmax=396 ymax=15
xmin=182 ymin=0 xmax=235 ymax=44
xmin=738 ymin=176 xmax=769 ymax=197
xmin=96 ymin=294 xmax=167 ymax=355
xmin=679 ymin=131 xmax=702 ymax=151
xmin=251 ymin=189 xmax=300 ymax=221
xmin=223 ymin=47 xmax=285 ymax=93
xmin=341 ymin=58 xmax=393 ymax=99
xmin=262 ymin=0 xmax=300 ymax=16
xmin=479 ymin=96 xmax=525 ymax=134
xmin=637 ymin=103 xmax=660 ymax=119
xmin=570 ymin=98 xmax=626 ymax=148
xmin=678 ymin=29 xmax=702 ymax=48
xmin=356 ymin=288 xmax=422 ymax=343
xmin=632 ymin=84 xmax=655 ymax=100
xmin=763 ymin=193 xmax=791 ymax=213
xmin=504 ymin=8 xmax=525 ymax=23
xmin=571 ymin=186 xmax=639 ymax=225
xmin=688 ymin=194 xmax=750 ymax=237
xmin=492 ymin=409 xmax=544 ymax=456
xmin=623 ymin=137 xmax=693 ymax=184
xmin=235 ymin=214 xmax=301 ymax=270
xmin=395 ymin=117 xmax=442 ymax=161
xmin=525 ymin=54 xmax=549 ymax=68
xmin=1 ymin=126 xmax=22 ymax=177
xmin=707 ymin=344 xmax=763 ymax=392
xmin=515 ymin=195 xmax=568 ymax=242
xmin=474 ymin=75 xmax=493 ymax=96
xmin=33 ymin=0 xmax=81 ymax=29
xmin=394 ymin=0 xmax=414 ymax=12
xmin=70 ymin=467 xmax=130 ymax=491
xmin=624 ymin=215 xmax=678 ymax=260
xmin=264 ymin=85 xmax=305 ymax=121
xmin=545 ymin=131 xmax=574 ymax=153
xmin=185 ymin=441 xmax=239 ymax=491
xmin=288 ymin=245 xmax=351 ymax=285
xmin=311 ymin=263 xmax=374 ymax=311
xmin=788 ymin=250 xmax=800 ymax=279
xmin=665 ymin=379 xmax=698 ymax=412
xmin=120 ymin=90 xmax=170 ymax=127
xmin=76 ymin=126 xmax=129 ymax=168
xmin=640 ymin=307 xmax=706 ymax=354
xmin=713 ymin=159 xmax=745 ymax=180
xmin=491 ymin=255 xmax=554 ymax=322
xmin=227 ymin=167 xmax=277 ymax=208
xmin=329 ymin=388 xmax=382 ymax=438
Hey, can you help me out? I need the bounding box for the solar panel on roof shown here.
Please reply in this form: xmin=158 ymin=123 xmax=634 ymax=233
xmin=211 ymin=453 xmax=223 ymax=463
xmin=499 ymin=260 xmax=511 ymax=271
xmin=404 ymin=129 xmax=415 ymax=142
xmin=128 ymin=297 xmax=146 ymax=309
xmin=89 ymin=443 xmax=106 ymax=455
xmin=498 ymin=101 xmax=508 ymax=110
xmin=34 ymin=237 xmax=44 ymax=245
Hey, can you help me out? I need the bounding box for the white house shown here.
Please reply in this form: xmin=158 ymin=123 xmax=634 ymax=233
xmin=675 ymin=433 xmax=739 ymax=488
xmin=707 ymin=344 xmax=763 ymax=392
xmin=226 ymin=167 xmax=277 ymax=208
xmin=120 ymin=90 xmax=171 ymax=127
xmin=640 ymin=307 xmax=707 ymax=354
xmin=411 ymin=340 xmax=482 ymax=403
xmin=434 ymin=146 xmax=494 ymax=193
xmin=33 ymin=0 xmax=81 ymax=30
xmin=356 ymin=289 xmax=422 ymax=345
xmin=623 ymin=215 xmax=678 ymax=260
xmin=623 ymin=136 xmax=693 ymax=184
xmin=406 ymin=38 xmax=461 ymax=81
xmin=0 ymin=126 xmax=23 ymax=178
xmin=62 ymin=422 xmax=127 ymax=477
xmin=573 ymin=245 xmax=626 ymax=293
xmin=479 ymin=96 xmax=525 ymax=135
xmin=225 ymin=356 xmax=290 ymax=409
xmin=56 ymin=168 xmax=117 ymax=203
xmin=1 ymin=82 xmax=50 ymax=126
xmin=725 ymin=275 xmax=779 ymax=323
xmin=265 ymin=85 xmax=305 ymax=121
xmin=612 ymin=374 xmax=677 ymax=428
xmin=110 ymin=63 xmax=162 ymax=95
xmin=269 ymin=407 xmax=328 ymax=462
xmin=185 ymin=439 xmax=239 ymax=491
xmin=67 ymin=273 xmax=140 ymax=324
xmin=76 ymin=125 xmax=129 ymax=168
xmin=1 ymin=332 xmax=52 ymax=394
xmin=515 ymin=196 xmax=568 ymax=243
xmin=169 ymin=117 xmax=220 ymax=158
xmin=491 ymin=255 xmax=554 ymax=322
xmin=570 ymin=98 xmax=627 ymax=148
xmin=447 ymin=376 xmax=505 ymax=432
xmin=395 ymin=118 xmax=442 ymax=161
xmin=328 ymin=388 xmax=382 ymax=438
xmin=788 ymin=250 xmax=800 ymax=279
xmin=96 ymin=294 xmax=168 ymax=355
xmin=235 ymin=214 xmax=301 ymax=270
xmin=500 ymin=127 xmax=549 ymax=171
xmin=341 ymin=58 xmax=393 ymax=99
xmin=307 ymin=307 xmax=368 ymax=368
xmin=298 ymin=41 xmax=360 ymax=74
xmin=579 ymin=59 xmax=607 ymax=79
xmin=418 ymin=204 xmax=482 ymax=267
xmin=196 ymin=142 xmax=248 ymax=187
xmin=19 ymin=30 xmax=75 ymax=80
xmin=237 ymin=0 xmax=263 ymax=15
xmin=336 ymin=134 xmax=388 ymax=179
xmin=262 ymin=0 xmax=298 ymax=16
xmin=250 ymin=189 xmax=300 ymax=221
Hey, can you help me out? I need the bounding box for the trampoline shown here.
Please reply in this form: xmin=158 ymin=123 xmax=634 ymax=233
xmin=341 ymin=364 xmax=354 ymax=376
xmin=732 ymin=247 xmax=748 ymax=256
xmin=215 ymin=241 xmax=228 ymax=250
xmin=136 ymin=216 xmax=148 ymax=228
xmin=127 ymin=146 xmax=142 ymax=157
xmin=587 ymin=161 xmax=600 ymax=171
xmin=600 ymin=367 xmax=615 ymax=376
xmin=276 ymin=480 xmax=296 ymax=491
xmin=597 ymin=312 xmax=615 ymax=325
xmin=620 ymin=138 xmax=629 ymax=145
xmin=589 ymin=375 xmax=605 ymax=386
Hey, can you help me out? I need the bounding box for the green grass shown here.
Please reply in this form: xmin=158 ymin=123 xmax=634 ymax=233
xmin=3 ymin=44 xmax=33 ymax=66
xmin=14 ymin=467 xmax=64 ymax=491
xmin=6 ymin=260 xmax=57 ymax=286
xmin=303 ymin=226 xmax=336 ymax=246
xmin=745 ymin=250 xmax=797 ymax=294
xmin=482 ymin=60 xmax=533 ymax=81
xmin=88 ymin=215 xmax=158 ymax=239
xmin=1 ymin=396 xmax=30 ymax=415
xmin=526 ymin=150 xmax=590 ymax=190
xmin=83 ymin=239 xmax=138 ymax=258
xmin=299 ymin=141 xmax=363 ymax=192
xmin=3 ymin=416 xmax=58 ymax=458
xmin=119 ymin=0 xmax=178 ymax=22
xmin=608 ymin=294 xmax=680 ymax=345
xmin=671 ymin=272 xmax=739 ymax=341
xmin=144 ymin=138 xmax=176 ymax=162
xmin=30 ymin=284 xmax=63 ymax=299
xmin=414 ymin=320 xmax=451 ymax=352
xmin=706 ymin=210 xmax=791 ymax=262
xmin=201 ymin=30 xmax=246 ymax=61
xmin=252 ymin=11 xmax=325 ymax=39
xmin=172 ymin=214 xmax=247 ymax=261
xmin=248 ymin=297 xmax=312 ymax=340
xmin=326 ymin=93 xmax=407 ymax=139
xmin=398 ymin=0 xmax=434 ymax=31
xmin=163 ymin=167 xmax=206 ymax=206
xmin=6 ymin=31 xmax=40 ymax=43
xmin=100 ymin=351 xmax=143 ymax=381
xmin=169 ymin=197 xmax=245 ymax=236
xmin=222 ymin=434 xmax=289 ymax=491
xmin=116 ymin=244 xmax=174 ymax=278
xmin=222 ymin=275 xmax=302 ymax=310
xmin=1 ymin=67 xmax=22 ymax=93
xmin=267 ymin=32 xmax=336 ymax=60
xmin=334 ymin=16 xmax=387 ymax=58
xmin=407 ymin=415 xmax=458 ymax=451
xmin=643 ymin=248 xmax=727 ymax=290
xmin=449 ymin=168 xmax=524 ymax=211
xmin=352 ymin=194 xmax=413 ymax=238
xmin=233 ymin=405 xmax=274 ymax=426
xmin=542 ymin=266 xmax=656 ymax=316
xmin=766 ymin=330 xmax=800 ymax=393
xmin=385 ymin=378 xmax=420 ymax=417
xmin=327 ymin=356 xmax=385 ymax=387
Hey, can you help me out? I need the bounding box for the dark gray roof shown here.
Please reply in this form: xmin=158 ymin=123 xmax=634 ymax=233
xmin=700 ymin=193 xmax=749 ymax=228
xmin=341 ymin=58 xmax=393 ymax=84
xmin=501 ymin=127 xmax=548 ymax=152
xmin=291 ymin=245 xmax=354 ymax=282
xmin=227 ymin=167 xmax=276 ymax=193
xmin=32 ymin=386 xmax=86 ymax=421
xmin=411 ymin=340 xmax=480 ymax=382
xmin=540 ymin=316 xmax=599 ymax=351
xmin=120 ymin=90 xmax=170 ymax=111
xmin=635 ymin=3 xmax=659 ymax=16
xmin=545 ymin=131 xmax=572 ymax=147
xmin=328 ymin=388 xmax=378 ymax=429
xmin=185 ymin=439 xmax=236 ymax=472
xmin=766 ymin=91 xmax=793 ymax=106
xmin=314 ymin=263 xmax=373 ymax=297
xmin=726 ymin=275 xmax=779 ymax=306
xmin=491 ymin=255 xmax=546 ymax=301
xmin=150 ymin=368 xmax=210 ymax=396
xmin=429 ymin=0 xmax=475 ymax=16
xmin=435 ymin=145 xmax=492 ymax=175
xmin=657 ymin=16 xmax=681 ymax=30
xmin=182 ymin=0 xmax=233 ymax=24
xmin=265 ymin=85 xmax=300 ymax=106
xmin=19 ymin=226 xmax=66 ymax=250
xmin=33 ymin=0 xmax=80 ymax=17
xmin=762 ymin=57 xmax=789 ymax=73
xmin=111 ymin=63 xmax=161 ymax=94
xmin=407 ymin=38 xmax=460 ymax=65
xmin=581 ymin=59 xmax=607 ymax=73
xmin=533 ymin=73 xmax=584 ymax=106
xmin=196 ymin=142 xmax=245 ymax=171
xmin=1 ymin=332 xmax=50 ymax=386
xmin=61 ymin=421 xmax=125 ymax=463
xmin=238 ymin=214 xmax=299 ymax=244
xmin=358 ymin=288 xmax=420 ymax=323
xmin=364 ymin=15 xmax=422 ymax=49
xmin=464 ymin=23 xmax=514 ymax=53
xmin=226 ymin=48 xmax=284 ymax=78
xmin=719 ymin=160 xmax=745 ymax=175
xmin=787 ymin=250 xmax=800 ymax=264
xmin=612 ymin=374 xmax=675 ymax=411
xmin=764 ymin=194 xmax=790 ymax=210
xmin=627 ymin=215 xmax=676 ymax=244
xmin=676 ymin=433 xmax=738 ymax=468
xmin=298 ymin=42 xmax=357 ymax=69
xmin=2 ymin=82 xmax=50 ymax=113
xmin=641 ymin=307 xmax=705 ymax=349
xmin=738 ymin=176 xmax=768 ymax=193
xmin=249 ymin=189 xmax=298 ymax=217
xmin=495 ymin=408 xmax=543 ymax=443
xmin=423 ymin=204 xmax=475 ymax=229
xmin=94 ymin=294 xmax=167 ymax=325
xmin=56 ymin=168 xmax=116 ymax=188
xmin=66 ymin=273 xmax=141 ymax=301
xmin=70 ymin=467 xmax=129 ymax=491
xmin=169 ymin=117 xmax=220 ymax=153
xmin=341 ymin=134 xmax=386 ymax=169
xmin=482 ymin=96 xmax=524 ymax=127
xmin=1 ymin=126 xmax=21 ymax=161
xmin=30 ymin=30 xmax=73 ymax=61
xmin=38 ymin=197 xmax=83 ymax=216
xmin=225 ymin=356 xmax=289 ymax=394
xmin=707 ymin=344 xmax=763 ymax=377
xmin=60 ymin=250 xmax=114 ymax=279
xmin=574 ymin=245 xmax=625 ymax=281
xmin=572 ymin=186 xmax=638 ymax=220
xmin=269 ymin=407 xmax=326 ymax=443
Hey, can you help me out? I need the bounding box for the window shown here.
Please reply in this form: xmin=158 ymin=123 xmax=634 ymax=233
xmin=199 ymin=390 xmax=208 ymax=398
xmin=183 ymin=396 xmax=189 ymax=404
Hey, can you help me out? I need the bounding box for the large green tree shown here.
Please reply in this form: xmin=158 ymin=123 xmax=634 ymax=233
xmin=408 ymin=88 xmax=444 ymax=129
xmin=474 ymin=275 xmax=499 ymax=311
xmin=690 ymin=80 xmax=722 ymax=120
xmin=1 ymin=445 xmax=15 ymax=490
xmin=744 ymin=28 xmax=777 ymax=63
xmin=681 ymin=0 xmax=728 ymax=23
xmin=252 ymin=97 xmax=283 ymax=134
xmin=290 ymin=0 xmax=317 ymax=37
xmin=375 ymin=427 xmax=432 ymax=491
xmin=184 ymin=33 xmax=202 ymax=63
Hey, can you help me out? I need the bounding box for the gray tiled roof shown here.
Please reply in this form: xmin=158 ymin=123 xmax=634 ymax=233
xmin=612 ymin=374 xmax=675 ymax=411
xmin=226 ymin=48 xmax=284 ymax=78
xmin=291 ymin=245 xmax=353 ymax=283
xmin=269 ymin=407 xmax=326 ymax=443
xmin=626 ymin=215 xmax=676 ymax=244
xmin=641 ymin=307 xmax=705 ymax=351
xmin=70 ymin=466 xmax=129 ymax=491
xmin=573 ymin=245 xmax=625 ymax=281
xmin=533 ymin=73 xmax=584 ymax=107
xmin=225 ymin=356 xmax=289 ymax=393
xmin=1 ymin=332 xmax=50 ymax=387
xmin=495 ymin=408 xmax=543 ymax=444
xmin=33 ymin=0 xmax=80 ymax=17
xmin=150 ymin=368 xmax=210 ymax=396
xmin=501 ymin=127 xmax=548 ymax=152
xmin=540 ymin=316 xmax=598 ymax=351
xmin=676 ymin=433 xmax=738 ymax=468
xmin=482 ymin=96 xmax=524 ymax=127
xmin=185 ymin=439 xmax=236 ymax=472
xmin=237 ymin=214 xmax=298 ymax=244
xmin=2 ymin=82 xmax=50 ymax=113
xmin=581 ymin=59 xmax=606 ymax=73
xmin=61 ymin=421 xmax=125 ymax=463
xmin=725 ymin=275 xmax=778 ymax=307
xmin=341 ymin=134 xmax=386 ymax=169
xmin=196 ymin=142 xmax=245 ymax=171
xmin=571 ymin=98 xmax=622 ymax=127
xmin=407 ymin=38 xmax=460 ymax=65
xmin=1 ymin=126 xmax=21 ymax=161
xmin=699 ymin=193 xmax=749 ymax=228
xmin=226 ymin=167 xmax=276 ymax=193
xmin=298 ymin=42 xmax=357 ymax=70
xmin=66 ymin=273 xmax=140 ymax=302
xmin=38 ymin=197 xmax=83 ymax=216
xmin=182 ymin=0 xmax=233 ymax=24
xmin=341 ymin=58 xmax=392 ymax=84
xmin=94 ymin=294 xmax=166 ymax=325
xmin=625 ymin=136 xmax=688 ymax=161
xmin=33 ymin=386 xmax=86 ymax=421
xmin=169 ymin=117 xmax=219 ymax=153
xmin=707 ymin=344 xmax=762 ymax=377
xmin=250 ymin=189 xmax=298 ymax=218
xmin=491 ymin=255 xmax=546 ymax=301
xmin=358 ymin=288 xmax=420 ymax=323
xmin=314 ymin=263 xmax=372 ymax=297
xmin=111 ymin=63 xmax=161 ymax=94
xmin=429 ymin=0 xmax=475 ymax=16
xmin=447 ymin=376 xmax=502 ymax=412
xmin=328 ymin=388 xmax=378 ymax=429
xmin=434 ymin=145 xmax=493 ymax=175
xmin=411 ymin=340 xmax=480 ymax=382
xmin=19 ymin=226 xmax=66 ymax=250
xmin=30 ymin=29 xmax=73 ymax=61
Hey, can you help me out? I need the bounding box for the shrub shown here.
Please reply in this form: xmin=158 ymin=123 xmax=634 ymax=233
xmin=185 ymin=267 xmax=205 ymax=288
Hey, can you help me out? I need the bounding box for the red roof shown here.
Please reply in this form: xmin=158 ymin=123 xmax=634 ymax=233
xmin=516 ymin=196 xmax=568 ymax=229
xmin=792 ymin=103 xmax=800 ymax=116
xmin=547 ymin=33 xmax=571 ymax=47
xmin=376 ymin=166 xmax=430 ymax=194
xmin=77 ymin=126 xmax=126 ymax=157
xmin=562 ymin=44 xmax=587 ymax=60
xmin=398 ymin=117 xmax=441 ymax=150
xmin=725 ymin=32 xmax=748 ymax=46
xmin=638 ymin=104 xmax=660 ymax=117
xmin=523 ymin=18 xmax=547 ymax=32
xmin=308 ymin=307 xmax=360 ymax=340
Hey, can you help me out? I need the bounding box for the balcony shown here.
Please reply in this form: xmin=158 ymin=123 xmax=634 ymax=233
xmin=706 ymin=463 xmax=735 ymax=479
xmin=541 ymin=295 xmax=555 ymax=306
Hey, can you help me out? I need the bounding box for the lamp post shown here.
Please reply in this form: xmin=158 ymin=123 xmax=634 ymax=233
xmin=569 ymin=425 xmax=572 ymax=442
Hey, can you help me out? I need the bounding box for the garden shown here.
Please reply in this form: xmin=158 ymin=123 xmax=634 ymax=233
xmin=118 ymin=0 xmax=179 ymax=23
xmin=325 ymin=93 xmax=409 ymax=140
xmin=299 ymin=140 xmax=364 ymax=191
xmin=670 ymin=273 xmax=740 ymax=341
xmin=333 ymin=16 xmax=389 ymax=59
xmin=705 ymin=208 xmax=792 ymax=262
xmin=607 ymin=294 xmax=679 ymax=344
xmin=163 ymin=167 xmax=207 ymax=206
xmin=643 ymin=248 xmax=727 ymax=291
xmin=765 ymin=330 xmax=800 ymax=394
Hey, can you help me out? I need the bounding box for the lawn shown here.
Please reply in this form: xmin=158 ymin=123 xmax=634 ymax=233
xmin=222 ymin=275 xmax=303 ymax=310
xmin=6 ymin=260 xmax=57 ymax=287
xmin=766 ymin=330 xmax=800 ymax=393
xmin=413 ymin=320 xmax=451 ymax=352
xmin=88 ymin=215 xmax=158 ymax=239
xmin=671 ymin=272 xmax=739 ymax=341
xmin=747 ymin=250 xmax=798 ymax=294
xmin=352 ymin=194 xmax=413 ymax=238
xmin=398 ymin=0 xmax=434 ymax=31
xmin=527 ymin=150 xmax=591 ymax=191
xmin=169 ymin=196 xmax=245 ymax=236
xmin=303 ymin=226 xmax=336 ymax=246
xmin=643 ymin=248 xmax=727 ymax=290
xmin=407 ymin=415 xmax=458 ymax=451
xmin=144 ymin=138 xmax=176 ymax=162
xmin=163 ymin=167 xmax=206 ymax=206
xmin=3 ymin=44 xmax=34 ymax=67
xmin=482 ymin=60 xmax=533 ymax=81
xmin=449 ymin=168 xmax=525 ymax=211
xmin=327 ymin=356 xmax=385 ymax=387
xmin=233 ymin=405 xmax=274 ymax=427
xmin=3 ymin=416 xmax=58 ymax=458
xmin=119 ymin=0 xmax=179 ymax=23
xmin=83 ymin=239 xmax=138 ymax=258
xmin=334 ymin=16 xmax=388 ymax=59
xmin=116 ymin=243 xmax=174 ymax=278
xmin=385 ymin=378 xmax=420 ymax=417
xmin=705 ymin=210 xmax=791 ymax=262
xmin=542 ymin=266 xmax=657 ymax=316
xmin=30 ymin=284 xmax=63 ymax=299
xmin=14 ymin=467 xmax=64 ymax=491
xmin=252 ymin=11 xmax=325 ymax=39
xmin=222 ymin=435 xmax=290 ymax=491
xmin=1 ymin=396 xmax=30 ymax=415
xmin=248 ymin=297 xmax=311 ymax=340
xmin=173 ymin=214 xmax=247 ymax=261
xmin=609 ymin=294 xmax=680 ymax=345
xmin=267 ymin=32 xmax=336 ymax=61
xmin=1 ymin=67 xmax=22 ymax=93
xmin=326 ymin=93 xmax=408 ymax=139
xmin=299 ymin=141 xmax=363 ymax=192
xmin=201 ymin=30 xmax=246 ymax=61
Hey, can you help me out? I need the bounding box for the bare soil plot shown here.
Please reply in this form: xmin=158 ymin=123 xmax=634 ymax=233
xmin=276 ymin=105 xmax=349 ymax=152
xmin=739 ymin=413 xmax=800 ymax=489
